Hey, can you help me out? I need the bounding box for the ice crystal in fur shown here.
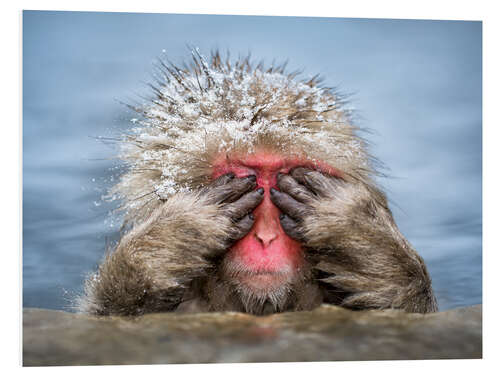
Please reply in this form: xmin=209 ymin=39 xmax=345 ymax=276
xmin=109 ymin=50 xmax=377 ymax=225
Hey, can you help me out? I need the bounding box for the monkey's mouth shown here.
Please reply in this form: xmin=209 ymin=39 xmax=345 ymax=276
xmin=239 ymin=271 xmax=291 ymax=290
xmin=222 ymin=260 xmax=296 ymax=293
xmin=222 ymin=244 xmax=302 ymax=294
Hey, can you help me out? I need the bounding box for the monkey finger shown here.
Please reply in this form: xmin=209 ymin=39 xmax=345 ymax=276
xmin=202 ymin=173 xmax=235 ymax=202
xmin=289 ymin=167 xmax=315 ymax=186
xmin=208 ymin=175 xmax=257 ymax=204
xmin=230 ymin=213 xmax=255 ymax=241
xmin=277 ymin=173 xmax=315 ymax=204
xmin=270 ymin=188 xmax=312 ymax=219
xmin=291 ymin=168 xmax=336 ymax=198
xmin=279 ymin=214 xmax=304 ymax=241
xmin=290 ymin=167 xmax=337 ymax=196
xmin=222 ymin=187 xmax=264 ymax=220
xmin=220 ymin=175 xmax=258 ymax=203
xmin=210 ymin=172 xmax=236 ymax=188
xmin=303 ymin=171 xmax=344 ymax=198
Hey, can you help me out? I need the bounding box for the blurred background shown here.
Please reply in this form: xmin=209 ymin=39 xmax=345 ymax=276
xmin=22 ymin=11 xmax=481 ymax=311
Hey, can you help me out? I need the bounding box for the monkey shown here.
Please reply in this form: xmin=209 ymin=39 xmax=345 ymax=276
xmin=78 ymin=50 xmax=437 ymax=316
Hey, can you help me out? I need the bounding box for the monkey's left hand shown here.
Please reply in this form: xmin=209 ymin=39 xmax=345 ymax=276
xmin=270 ymin=167 xmax=437 ymax=312
xmin=270 ymin=167 xmax=352 ymax=243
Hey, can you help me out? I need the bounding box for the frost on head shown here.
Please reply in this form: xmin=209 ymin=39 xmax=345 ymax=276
xmin=109 ymin=50 xmax=374 ymax=225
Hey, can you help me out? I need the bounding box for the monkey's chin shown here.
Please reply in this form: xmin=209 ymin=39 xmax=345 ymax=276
xmin=222 ymin=260 xmax=297 ymax=300
xmin=222 ymin=242 xmax=303 ymax=301
xmin=237 ymin=271 xmax=293 ymax=294
xmin=220 ymin=257 xmax=311 ymax=314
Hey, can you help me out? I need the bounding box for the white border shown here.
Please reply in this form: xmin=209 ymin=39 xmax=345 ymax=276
xmin=4 ymin=1 xmax=497 ymax=374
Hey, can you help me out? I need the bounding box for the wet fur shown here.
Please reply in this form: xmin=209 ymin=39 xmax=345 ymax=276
xmin=78 ymin=51 xmax=437 ymax=316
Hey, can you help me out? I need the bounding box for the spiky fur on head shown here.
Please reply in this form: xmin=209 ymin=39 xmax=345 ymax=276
xmin=110 ymin=49 xmax=379 ymax=226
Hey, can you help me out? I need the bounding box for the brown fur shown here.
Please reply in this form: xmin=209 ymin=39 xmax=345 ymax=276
xmin=78 ymin=51 xmax=437 ymax=316
xmin=302 ymin=180 xmax=437 ymax=313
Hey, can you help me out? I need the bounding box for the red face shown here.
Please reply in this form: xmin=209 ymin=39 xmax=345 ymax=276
xmin=212 ymin=150 xmax=341 ymax=293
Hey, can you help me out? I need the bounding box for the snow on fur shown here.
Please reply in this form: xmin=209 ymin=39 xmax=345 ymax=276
xmin=108 ymin=49 xmax=376 ymax=225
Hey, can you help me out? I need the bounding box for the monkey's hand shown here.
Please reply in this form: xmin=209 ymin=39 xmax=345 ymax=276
xmin=79 ymin=173 xmax=263 ymax=316
xmin=270 ymin=167 xmax=437 ymax=313
xmin=201 ymin=173 xmax=264 ymax=247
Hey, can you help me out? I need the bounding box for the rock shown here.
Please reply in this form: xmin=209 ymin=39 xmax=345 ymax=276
xmin=23 ymin=304 xmax=482 ymax=366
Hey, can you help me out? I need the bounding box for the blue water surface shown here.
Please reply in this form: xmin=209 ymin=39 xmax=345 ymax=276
xmin=22 ymin=11 xmax=482 ymax=311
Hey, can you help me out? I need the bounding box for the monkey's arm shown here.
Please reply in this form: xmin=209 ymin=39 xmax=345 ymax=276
xmin=271 ymin=169 xmax=438 ymax=313
xmin=79 ymin=174 xmax=263 ymax=316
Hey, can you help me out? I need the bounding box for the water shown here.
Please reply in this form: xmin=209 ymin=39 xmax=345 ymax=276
xmin=22 ymin=11 xmax=482 ymax=312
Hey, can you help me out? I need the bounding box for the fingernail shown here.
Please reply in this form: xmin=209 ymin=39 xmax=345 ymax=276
xmin=247 ymin=175 xmax=256 ymax=182
xmin=257 ymin=187 xmax=264 ymax=195
xmin=249 ymin=213 xmax=255 ymax=220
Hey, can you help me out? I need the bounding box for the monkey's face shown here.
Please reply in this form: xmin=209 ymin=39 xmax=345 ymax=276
xmin=212 ymin=150 xmax=340 ymax=296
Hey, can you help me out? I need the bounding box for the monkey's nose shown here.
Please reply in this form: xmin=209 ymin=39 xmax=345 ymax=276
xmin=253 ymin=204 xmax=280 ymax=247
xmin=254 ymin=230 xmax=278 ymax=247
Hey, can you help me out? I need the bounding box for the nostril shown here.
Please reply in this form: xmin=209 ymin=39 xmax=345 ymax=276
xmin=254 ymin=232 xmax=278 ymax=247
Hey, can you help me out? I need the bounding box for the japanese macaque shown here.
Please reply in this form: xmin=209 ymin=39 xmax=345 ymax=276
xmin=79 ymin=51 xmax=437 ymax=316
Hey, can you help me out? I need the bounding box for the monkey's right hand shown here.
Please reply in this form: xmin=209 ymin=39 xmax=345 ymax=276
xmin=202 ymin=173 xmax=264 ymax=245
xmin=80 ymin=173 xmax=264 ymax=316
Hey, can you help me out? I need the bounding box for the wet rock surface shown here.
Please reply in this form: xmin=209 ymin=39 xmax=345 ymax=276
xmin=23 ymin=304 xmax=481 ymax=366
